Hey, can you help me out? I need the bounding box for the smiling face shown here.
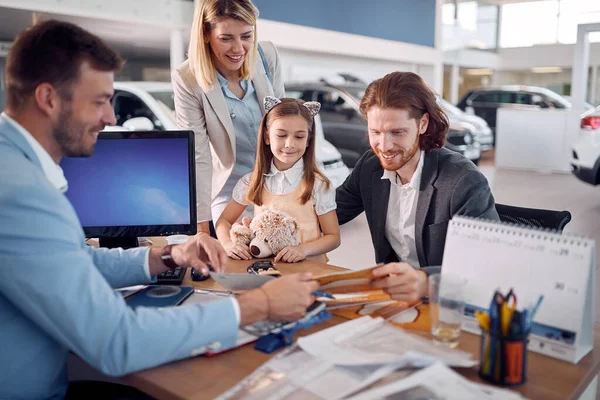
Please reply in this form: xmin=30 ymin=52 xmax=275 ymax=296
xmin=206 ymin=18 xmax=254 ymax=77
xmin=367 ymin=107 xmax=428 ymax=172
xmin=265 ymin=115 xmax=310 ymax=171
xmin=52 ymin=61 xmax=116 ymax=158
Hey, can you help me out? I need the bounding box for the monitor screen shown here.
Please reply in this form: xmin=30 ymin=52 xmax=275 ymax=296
xmin=61 ymin=130 xmax=197 ymax=239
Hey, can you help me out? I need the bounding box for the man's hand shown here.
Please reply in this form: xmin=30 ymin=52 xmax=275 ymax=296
xmin=261 ymin=273 xmax=318 ymax=321
xmin=370 ymin=262 xmax=428 ymax=303
xmin=224 ymin=241 xmax=253 ymax=260
xmin=171 ymin=232 xmax=228 ymax=274
xmin=274 ymin=245 xmax=306 ymax=263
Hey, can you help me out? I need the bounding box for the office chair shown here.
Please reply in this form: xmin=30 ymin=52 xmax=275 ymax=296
xmin=495 ymin=203 xmax=572 ymax=233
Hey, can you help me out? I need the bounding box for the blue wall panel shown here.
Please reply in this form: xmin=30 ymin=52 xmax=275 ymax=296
xmin=252 ymin=0 xmax=436 ymax=48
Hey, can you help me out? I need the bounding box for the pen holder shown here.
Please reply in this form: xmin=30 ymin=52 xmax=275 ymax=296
xmin=478 ymin=329 xmax=529 ymax=386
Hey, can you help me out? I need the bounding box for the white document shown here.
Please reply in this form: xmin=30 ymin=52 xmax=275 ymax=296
xmin=116 ymin=285 xmax=147 ymax=298
xmin=216 ymin=345 xmax=400 ymax=400
xmin=211 ymin=272 xmax=275 ymax=290
xmin=442 ymin=216 xmax=596 ymax=363
xmin=297 ymin=316 xmax=476 ymax=368
xmin=346 ymin=362 xmax=527 ymax=400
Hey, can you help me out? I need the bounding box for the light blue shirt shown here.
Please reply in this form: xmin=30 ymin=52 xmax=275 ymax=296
xmin=0 ymin=116 xmax=239 ymax=399
xmin=212 ymin=72 xmax=262 ymax=219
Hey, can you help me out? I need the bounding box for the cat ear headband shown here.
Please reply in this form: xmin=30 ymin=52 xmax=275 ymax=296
xmin=263 ymin=96 xmax=321 ymax=116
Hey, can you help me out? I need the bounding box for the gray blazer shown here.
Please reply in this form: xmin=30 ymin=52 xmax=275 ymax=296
xmin=336 ymin=147 xmax=499 ymax=270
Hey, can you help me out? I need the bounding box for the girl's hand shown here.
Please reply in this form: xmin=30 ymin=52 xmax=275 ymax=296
xmin=274 ymin=245 xmax=306 ymax=263
xmin=224 ymin=241 xmax=253 ymax=260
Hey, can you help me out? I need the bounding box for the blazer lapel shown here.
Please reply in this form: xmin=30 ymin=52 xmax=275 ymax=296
xmin=204 ymin=84 xmax=236 ymax=149
xmin=415 ymin=150 xmax=440 ymax=266
xmin=372 ymin=167 xmax=391 ymax=259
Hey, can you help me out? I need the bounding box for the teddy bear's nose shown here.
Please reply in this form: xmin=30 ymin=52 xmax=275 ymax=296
xmin=250 ymin=245 xmax=260 ymax=256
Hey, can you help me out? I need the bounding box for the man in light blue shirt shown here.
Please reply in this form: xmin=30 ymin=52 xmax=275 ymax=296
xmin=0 ymin=20 xmax=318 ymax=400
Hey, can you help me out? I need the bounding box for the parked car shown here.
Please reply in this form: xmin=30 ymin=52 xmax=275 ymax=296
xmin=109 ymin=82 xmax=350 ymax=187
xmin=287 ymin=81 xmax=481 ymax=166
xmin=571 ymin=105 xmax=600 ymax=185
xmin=438 ymin=98 xmax=494 ymax=151
xmin=456 ymin=86 xmax=571 ymax=141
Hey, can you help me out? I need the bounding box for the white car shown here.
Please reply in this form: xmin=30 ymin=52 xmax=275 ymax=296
xmin=110 ymin=82 xmax=350 ymax=188
xmin=438 ymin=98 xmax=494 ymax=151
xmin=571 ymin=105 xmax=600 ymax=185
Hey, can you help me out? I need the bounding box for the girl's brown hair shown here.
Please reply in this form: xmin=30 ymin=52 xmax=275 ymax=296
xmin=246 ymin=98 xmax=330 ymax=206
xmin=360 ymin=72 xmax=449 ymax=151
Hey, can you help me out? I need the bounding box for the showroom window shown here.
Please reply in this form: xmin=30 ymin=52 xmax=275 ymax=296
xmin=500 ymin=0 xmax=600 ymax=47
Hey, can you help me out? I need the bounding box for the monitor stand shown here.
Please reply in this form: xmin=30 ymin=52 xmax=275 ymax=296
xmin=99 ymin=237 xmax=139 ymax=249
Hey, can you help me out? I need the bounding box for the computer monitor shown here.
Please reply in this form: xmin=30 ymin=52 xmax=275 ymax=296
xmin=60 ymin=130 xmax=197 ymax=249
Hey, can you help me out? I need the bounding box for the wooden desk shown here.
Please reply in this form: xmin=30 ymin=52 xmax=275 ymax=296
xmin=121 ymin=253 xmax=600 ymax=400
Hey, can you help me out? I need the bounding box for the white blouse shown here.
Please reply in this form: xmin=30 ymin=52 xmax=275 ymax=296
xmin=232 ymin=159 xmax=337 ymax=216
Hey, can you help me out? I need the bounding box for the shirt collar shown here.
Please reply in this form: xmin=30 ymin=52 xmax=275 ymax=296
xmin=216 ymin=71 xmax=250 ymax=93
xmin=381 ymin=150 xmax=425 ymax=190
xmin=264 ymin=158 xmax=304 ymax=185
xmin=1 ymin=112 xmax=68 ymax=193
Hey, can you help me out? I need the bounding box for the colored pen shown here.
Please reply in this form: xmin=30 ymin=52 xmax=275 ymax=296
xmin=529 ymin=295 xmax=544 ymax=321
xmin=313 ymin=290 xmax=335 ymax=299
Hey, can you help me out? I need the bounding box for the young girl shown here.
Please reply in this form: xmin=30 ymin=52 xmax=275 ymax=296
xmin=216 ymin=97 xmax=341 ymax=263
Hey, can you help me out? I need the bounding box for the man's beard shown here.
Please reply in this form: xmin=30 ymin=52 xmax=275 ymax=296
xmin=374 ymin=134 xmax=420 ymax=171
xmin=52 ymin=107 xmax=99 ymax=158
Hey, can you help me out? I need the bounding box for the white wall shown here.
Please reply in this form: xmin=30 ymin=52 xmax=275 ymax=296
xmin=277 ymin=48 xmax=415 ymax=85
xmin=499 ymin=43 xmax=600 ymax=70
xmin=257 ymin=19 xmax=443 ymax=91
xmin=444 ymin=48 xmax=501 ymax=70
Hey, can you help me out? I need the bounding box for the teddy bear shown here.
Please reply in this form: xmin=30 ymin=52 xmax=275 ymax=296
xmin=230 ymin=209 xmax=301 ymax=258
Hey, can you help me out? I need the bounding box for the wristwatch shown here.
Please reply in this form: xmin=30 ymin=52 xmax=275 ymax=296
xmin=161 ymin=245 xmax=180 ymax=270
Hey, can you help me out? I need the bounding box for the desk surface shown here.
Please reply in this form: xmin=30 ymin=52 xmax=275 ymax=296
xmin=122 ymin=248 xmax=600 ymax=400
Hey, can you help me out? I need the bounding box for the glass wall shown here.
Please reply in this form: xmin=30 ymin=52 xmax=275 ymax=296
xmin=500 ymin=0 xmax=600 ymax=48
xmin=442 ymin=1 xmax=499 ymax=51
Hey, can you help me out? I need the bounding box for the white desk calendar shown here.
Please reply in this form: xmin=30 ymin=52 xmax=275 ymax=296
xmin=441 ymin=215 xmax=596 ymax=363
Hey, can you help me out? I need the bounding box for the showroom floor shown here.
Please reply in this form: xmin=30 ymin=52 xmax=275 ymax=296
xmin=327 ymin=151 xmax=600 ymax=322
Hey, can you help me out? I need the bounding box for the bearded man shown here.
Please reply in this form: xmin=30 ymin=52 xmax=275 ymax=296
xmin=336 ymin=72 xmax=499 ymax=302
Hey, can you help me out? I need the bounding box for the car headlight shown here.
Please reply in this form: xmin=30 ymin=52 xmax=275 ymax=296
xmin=463 ymin=133 xmax=472 ymax=144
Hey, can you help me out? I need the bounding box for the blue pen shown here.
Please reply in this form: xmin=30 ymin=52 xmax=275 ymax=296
xmin=529 ymin=295 xmax=544 ymax=322
xmin=521 ymin=309 xmax=529 ymax=333
xmin=313 ymin=290 xmax=335 ymax=299
xmin=486 ymin=292 xmax=501 ymax=375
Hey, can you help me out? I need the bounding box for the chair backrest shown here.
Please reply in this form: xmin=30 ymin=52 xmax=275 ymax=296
xmin=495 ymin=203 xmax=572 ymax=233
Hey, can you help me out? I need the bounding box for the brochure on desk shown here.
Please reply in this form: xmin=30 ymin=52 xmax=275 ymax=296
xmin=442 ymin=216 xmax=596 ymax=364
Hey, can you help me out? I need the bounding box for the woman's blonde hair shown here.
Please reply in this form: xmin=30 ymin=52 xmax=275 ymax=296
xmin=188 ymin=0 xmax=259 ymax=91
xmin=246 ymin=98 xmax=331 ymax=206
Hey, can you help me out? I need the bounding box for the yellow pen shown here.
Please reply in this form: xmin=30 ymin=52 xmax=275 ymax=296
xmin=475 ymin=310 xmax=491 ymax=332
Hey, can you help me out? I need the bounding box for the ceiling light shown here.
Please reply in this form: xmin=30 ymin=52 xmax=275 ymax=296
xmin=531 ymin=67 xmax=563 ymax=73
xmin=465 ymin=69 xmax=494 ymax=76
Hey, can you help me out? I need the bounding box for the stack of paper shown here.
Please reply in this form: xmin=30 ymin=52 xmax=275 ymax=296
xmin=346 ymin=362 xmax=527 ymax=400
xmin=297 ymin=316 xmax=476 ymax=368
xmin=216 ymin=345 xmax=402 ymax=400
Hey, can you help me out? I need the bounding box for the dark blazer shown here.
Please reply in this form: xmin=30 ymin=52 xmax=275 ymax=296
xmin=336 ymin=148 xmax=499 ymax=270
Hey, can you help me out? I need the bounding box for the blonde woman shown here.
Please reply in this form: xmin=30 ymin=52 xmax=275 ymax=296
xmin=172 ymin=0 xmax=284 ymax=235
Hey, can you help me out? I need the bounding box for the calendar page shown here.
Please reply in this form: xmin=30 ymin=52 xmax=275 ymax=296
xmin=441 ymin=216 xmax=595 ymax=363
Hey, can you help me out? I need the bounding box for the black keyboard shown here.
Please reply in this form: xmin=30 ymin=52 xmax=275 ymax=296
xmin=156 ymin=267 xmax=186 ymax=285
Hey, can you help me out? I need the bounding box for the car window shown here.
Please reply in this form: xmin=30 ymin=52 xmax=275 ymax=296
xmin=112 ymin=91 xmax=162 ymax=130
xmin=515 ymin=92 xmax=533 ymax=105
xmin=286 ymin=89 xmax=314 ymax=102
xmin=316 ymin=90 xmax=349 ymax=111
xmin=471 ymin=91 xmax=516 ymax=104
